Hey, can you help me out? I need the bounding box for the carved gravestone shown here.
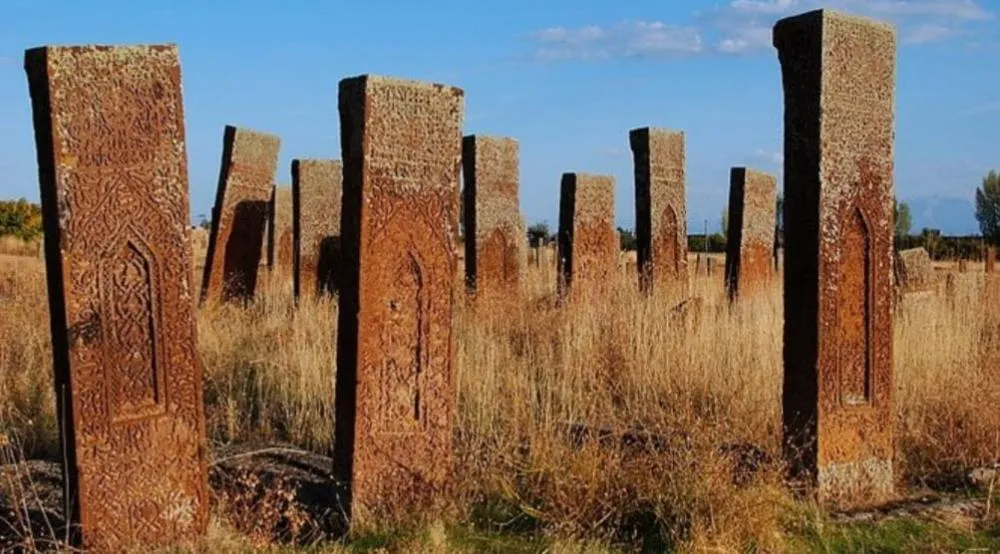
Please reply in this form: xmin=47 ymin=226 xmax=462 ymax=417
xmin=895 ymin=247 xmax=936 ymax=294
xmin=726 ymin=168 xmax=778 ymax=300
xmin=558 ymin=173 xmax=617 ymax=299
xmin=775 ymin=9 xmax=896 ymax=506
xmin=462 ymin=135 xmax=522 ymax=298
xmin=630 ymin=128 xmax=687 ymax=295
xmin=986 ymin=245 xmax=996 ymax=274
xmin=268 ymin=185 xmax=294 ymax=278
xmin=200 ymin=126 xmax=280 ymax=304
xmin=334 ymin=75 xmax=463 ymax=521
xmin=292 ymin=159 xmax=342 ymax=299
xmin=25 ymin=44 xmax=209 ymax=551
xmin=958 ymin=258 xmax=968 ymax=273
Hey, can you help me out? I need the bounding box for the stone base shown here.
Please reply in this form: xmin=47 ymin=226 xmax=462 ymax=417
xmin=818 ymin=457 xmax=894 ymax=509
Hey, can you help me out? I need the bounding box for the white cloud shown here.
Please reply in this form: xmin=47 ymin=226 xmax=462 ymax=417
xmin=529 ymin=20 xmax=704 ymax=61
xmin=529 ymin=0 xmax=993 ymax=62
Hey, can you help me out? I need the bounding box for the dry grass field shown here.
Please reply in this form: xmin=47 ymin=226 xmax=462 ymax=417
xmin=1 ymin=237 xmax=999 ymax=552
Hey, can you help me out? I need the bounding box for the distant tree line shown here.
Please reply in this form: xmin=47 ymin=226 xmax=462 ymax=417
xmin=0 ymin=198 xmax=42 ymax=240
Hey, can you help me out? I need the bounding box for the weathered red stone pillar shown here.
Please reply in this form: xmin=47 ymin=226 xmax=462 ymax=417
xmin=725 ymin=168 xmax=778 ymax=300
xmin=775 ymin=9 xmax=897 ymax=506
xmin=200 ymin=126 xmax=280 ymax=305
xmin=462 ymin=135 xmax=522 ymax=298
xmin=292 ymin=159 xmax=343 ymax=299
xmin=557 ymin=173 xmax=617 ymax=299
xmin=334 ymin=75 xmax=463 ymax=523
xmin=25 ymin=44 xmax=209 ymax=551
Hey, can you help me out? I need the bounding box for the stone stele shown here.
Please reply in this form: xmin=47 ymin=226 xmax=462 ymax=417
xmin=558 ymin=173 xmax=617 ymax=299
xmin=775 ymin=9 xmax=897 ymax=507
xmin=725 ymin=167 xmax=777 ymax=300
xmin=292 ymin=159 xmax=343 ymax=298
xmin=268 ymin=184 xmax=294 ymax=278
xmin=333 ymin=75 xmax=463 ymax=523
xmin=894 ymin=247 xmax=936 ymax=294
xmin=630 ymin=128 xmax=687 ymax=295
xmin=200 ymin=125 xmax=280 ymax=304
xmin=462 ymin=135 xmax=522 ymax=298
xmin=24 ymin=44 xmax=209 ymax=551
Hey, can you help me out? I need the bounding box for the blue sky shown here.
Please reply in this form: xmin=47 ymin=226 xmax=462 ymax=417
xmin=0 ymin=0 xmax=997 ymax=235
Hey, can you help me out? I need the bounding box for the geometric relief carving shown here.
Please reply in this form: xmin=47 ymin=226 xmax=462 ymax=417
xmin=375 ymin=252 xmax=426 ymax=433
xmin=334 ymin=75 xmax=463 ymax=521
xmin=25 ymin=44 xmax=209 ymax=551
xmin=838 ymin=207 xmax=872 ymax=406
xmin=100 ymin=236 xmax=165 ymax=422
xmin=659 ymin=204 xmax=679 ymax=279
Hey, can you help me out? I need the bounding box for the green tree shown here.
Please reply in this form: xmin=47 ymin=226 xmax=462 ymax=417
xmin=0 ymin=198 xmax=43 ymax=240
xmin=527 ymin=222 xmax=552 ymax=246
xmin=893 ymin=198 xmax=912 ymax=238
xmin=975 ymin=170 xmax=1000 ymax=245
xmin=617 ymin=227 xmax=637 ymax=251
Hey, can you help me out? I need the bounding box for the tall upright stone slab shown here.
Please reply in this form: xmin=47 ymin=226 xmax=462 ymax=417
xmin=25 ymin=44 xmax=209 ymax=551
xmin=334 ymin=75 xmax=463 ymax=521
xmin=200 ymin=126 xmax=280 ymax=304
xmin=462 ymin=135 xmax=522 ymax=297
xmin=725 ymin=168 xmax=778 ymax=299
xmin=558 ymin=173 xmax=617 ymax=298
xmin=986 ymin=245 xmax=996 ymax=274
xmin=292 ymin=159 xmax=343 ymax=298
xmin=268 ymin=184 xmax=294 ymax=276
xmin=630 ymin=128 xmax=687 ymax=294
xmin=775 ymin=10 xmax=896 ymax=506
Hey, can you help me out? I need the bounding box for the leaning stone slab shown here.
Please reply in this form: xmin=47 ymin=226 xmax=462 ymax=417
xmin=333 ymin=75 xmax=463 ymax=523
xmin=25 ymin=43 xmax=209 ymax=551
xmin=775 ymin=9 xmax=897 ymax=507
xmin=200 ymin=126 xmax=280 ymax=304
xmin=292 ymin=159 xmax=343 ymax=298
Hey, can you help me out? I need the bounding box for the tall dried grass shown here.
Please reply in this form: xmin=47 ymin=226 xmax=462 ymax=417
xmin=1 ymin=244 xmax=998 ymax=550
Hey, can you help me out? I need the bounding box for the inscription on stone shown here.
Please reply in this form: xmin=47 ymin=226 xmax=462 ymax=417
xmin=725 ymin=168 xmax=777 ymax=300
xmin=630 ymin=128 xmax=687 ymax=295
xmin=292 ymin=159 xmax=343 ymax=298
xmin=25 ymin=44 xmax=209 ymax=551
xmin=200 ymin=125 xmax=280 ymax=304
xmin=775 ymin=9 xmax=896 ymax=506
xmin=333 ymin=75 xmax=463 ymax=521
xmin=462 ymin=135 xmax=522 ymax=298
xmin=558 ymin=173 xmax=617 ymax=299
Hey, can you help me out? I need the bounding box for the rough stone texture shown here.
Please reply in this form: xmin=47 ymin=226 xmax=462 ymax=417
xmin=268 ymin=185 xmax=294 ymax=279
xmin=630 ymin=128 xmax=687 ymax=295
xmin=462 ymin=135 xmax=522 ymax=297
xmin=725 ymin=168 xmax=778 ymax=299
xmin=775 ymin=9 xmax=897 ymax=507
xmin=986 ymin=246 xmax=996 ymax=274
xmin=200 ymin=126 xmax=280 ymax=304
xmin=558 ymin=173 xmax=617 ymax=298
xmin=292 ymin=159 xmax=343 ymax=298
xmin=958 ymin=258 xmax=968 ymax=273
xmin=895 ymin=247 xmax=936 ymax=293
xmin=24 ymin=44 xmax=209 ymax=551
xmin=334 ymin=75 xmax=463 ymax=522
